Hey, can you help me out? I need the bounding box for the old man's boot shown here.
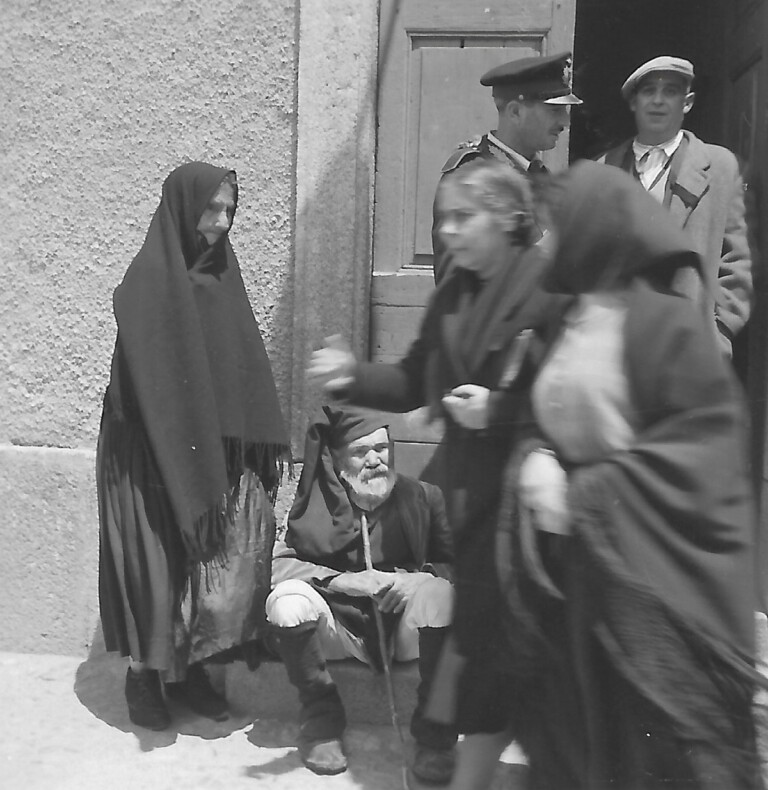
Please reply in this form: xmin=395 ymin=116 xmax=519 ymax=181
xmin=272 ymin=621 xmax=348 ymax=775
xmin=411 ymin=626 xmax=458 ymax=785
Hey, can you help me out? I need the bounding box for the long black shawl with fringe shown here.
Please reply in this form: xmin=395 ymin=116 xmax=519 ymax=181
xmin=110 ymin=162 xmax=289 ymax=564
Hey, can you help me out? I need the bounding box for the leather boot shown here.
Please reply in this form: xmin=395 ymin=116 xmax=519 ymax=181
xmin=272 ymin=621 xmax=347 ymax=775
xmin=125 ymin=667 xmax=171 ymax=731
xmin=165 ymin=662 xmax=229 ymax=721
xmin=411 ymin=627 xmax=458 ymax=785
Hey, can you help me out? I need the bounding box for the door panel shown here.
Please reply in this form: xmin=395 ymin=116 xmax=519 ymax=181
xmin=372 ymin=0 xmax=577 ymax=474
xmin=410 ymin=41 xmax=542 ymax=260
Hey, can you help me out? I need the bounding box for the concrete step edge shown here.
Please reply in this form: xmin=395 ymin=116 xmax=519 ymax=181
xmin=222 ymin=658 xmax=419 ymax=726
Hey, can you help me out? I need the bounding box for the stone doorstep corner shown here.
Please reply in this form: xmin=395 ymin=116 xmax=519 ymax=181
xmin=222 ymin=658 xmax=419 ymax=727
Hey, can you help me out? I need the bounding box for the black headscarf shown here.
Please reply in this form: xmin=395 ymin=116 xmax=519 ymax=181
xmin=286 ymin=405 xmax=390 ymax=557
xmin=111 ymin=162 xmax=289 ymax=563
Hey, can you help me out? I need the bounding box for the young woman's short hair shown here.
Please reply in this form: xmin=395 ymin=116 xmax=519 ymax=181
xmin=441 ymin=159 xmax=536 ymax=245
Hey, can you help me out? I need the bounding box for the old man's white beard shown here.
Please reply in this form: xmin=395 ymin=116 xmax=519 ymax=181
xmin=339 ymin=466 xmax=396 ymax=511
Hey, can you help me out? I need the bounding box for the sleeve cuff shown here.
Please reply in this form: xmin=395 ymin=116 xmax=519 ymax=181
xmin=715 ymin=317 xmax=734 ymax=342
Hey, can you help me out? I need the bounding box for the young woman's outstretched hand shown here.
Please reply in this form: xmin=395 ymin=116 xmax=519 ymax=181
xmin=442 ymin=384 xmax=490 ymax=430
xmin=308 ymin=334 xmax=357 ymax=393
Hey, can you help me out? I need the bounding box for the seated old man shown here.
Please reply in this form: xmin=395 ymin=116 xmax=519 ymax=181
xmin=266 ymin=405 xmax=457 ymax=783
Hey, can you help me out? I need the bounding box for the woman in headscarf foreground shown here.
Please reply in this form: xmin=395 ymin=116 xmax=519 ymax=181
xmin=497 ymin=160 xmax=765 ymax=789
xmin=309 ymin=159 xmax=569 ymax=788
xmin=97 ymin=162 xmax=290 ymax=730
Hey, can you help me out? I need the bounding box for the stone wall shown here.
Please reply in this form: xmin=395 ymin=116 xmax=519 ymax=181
xmin=0 ymin=0 xmax=379 ymax=656
xmin=1 ymin=0 xmax=300 ymax=653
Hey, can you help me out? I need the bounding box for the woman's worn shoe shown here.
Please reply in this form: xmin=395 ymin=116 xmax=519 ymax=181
xmin=166 ymin=662 xmax=229 ymax=721
xmin=125 ymin=667 xmax=171 ymax=731
xmin=298 ymin=738 xmax=347 ymax=775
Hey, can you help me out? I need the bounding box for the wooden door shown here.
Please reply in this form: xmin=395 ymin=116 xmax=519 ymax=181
xmin=725 ymin=0 xmax=768 ymax=506
xmin=371 ymin=0 xmax=577 ymax=476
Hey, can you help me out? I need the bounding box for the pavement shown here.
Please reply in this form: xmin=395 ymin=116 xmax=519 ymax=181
xmin=0 ymin=649 xmax=528 ymax=790
xmin=6 ymin=615 xmax=768 ymax=790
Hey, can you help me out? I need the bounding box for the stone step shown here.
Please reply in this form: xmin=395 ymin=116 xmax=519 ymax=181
xmin=222 ymin=657 xmax=419 ymax=726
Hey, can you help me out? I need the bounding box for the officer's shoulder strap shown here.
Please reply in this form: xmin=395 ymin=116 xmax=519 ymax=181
xmin=440 ymin=135 xmax=488 ymax=174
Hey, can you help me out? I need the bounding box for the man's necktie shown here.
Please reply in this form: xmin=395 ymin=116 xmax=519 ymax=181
xmin=528 ymin=159 xmax=548 ymax=175
xmin=636 ymin=147 xmax=667 ymax=190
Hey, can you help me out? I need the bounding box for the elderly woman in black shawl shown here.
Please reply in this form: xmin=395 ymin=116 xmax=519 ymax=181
xmin=309 ymin=159 xmax=568 ymax=787
xmin=496 ymin=160 xmax=765 ymax=789
xmin=97 ymin=162 xmax=290 ymax=730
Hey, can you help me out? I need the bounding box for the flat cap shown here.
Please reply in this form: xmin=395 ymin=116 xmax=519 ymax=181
xmin=621 ymin=56 xmax=694 ymax=100
xmin=480 ymin=51 xmax=582 ymax=105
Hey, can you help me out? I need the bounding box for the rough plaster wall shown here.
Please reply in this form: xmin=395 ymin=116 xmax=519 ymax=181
xmin=0 ymin=0 xmax=298 ymax=448
xmin=0 ymin=0 xmax=299 ymax=654
xmin=0 ymin=448 xmax=99 ymax=655
xmin=0 ymin=447 xmax=299 ymax=656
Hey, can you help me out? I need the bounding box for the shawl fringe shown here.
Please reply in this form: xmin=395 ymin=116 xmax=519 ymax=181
xmin=183 ymin=438 xmax=291 ymax=568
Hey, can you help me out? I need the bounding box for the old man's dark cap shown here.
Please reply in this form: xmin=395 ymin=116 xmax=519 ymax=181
xmin=480 ymin=51 xmax=582 ymax=105
xmin=285 ymin=404 xmax=391 ymax=557
xmin=321 ymin=404 xmax=390 ymax=449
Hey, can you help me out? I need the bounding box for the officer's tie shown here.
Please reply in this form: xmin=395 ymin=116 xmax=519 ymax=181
xmin=528 ymin=159 xmax=548 ymax=175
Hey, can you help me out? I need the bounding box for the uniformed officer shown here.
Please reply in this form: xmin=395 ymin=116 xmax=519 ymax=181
xmin=433 ymin=51 xmax=582 ymax=282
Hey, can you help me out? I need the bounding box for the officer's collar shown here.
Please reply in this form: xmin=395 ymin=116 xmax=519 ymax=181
xmin=487 ymin=132 xmax=534 ymax=171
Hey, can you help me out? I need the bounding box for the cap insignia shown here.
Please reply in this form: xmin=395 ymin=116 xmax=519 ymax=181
xmin=457 ymin=135 xmax=483 ymax=150
xmin=562 ymin=59 xmax=573 ymax=88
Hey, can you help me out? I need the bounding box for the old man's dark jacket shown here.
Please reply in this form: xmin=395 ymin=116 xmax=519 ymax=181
xmin=271 ymin=474 xmax=452 ymax=665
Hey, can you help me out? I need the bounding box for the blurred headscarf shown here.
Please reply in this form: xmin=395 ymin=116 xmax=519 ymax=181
xmin=543 ymin=160 xmax=703 ymax=295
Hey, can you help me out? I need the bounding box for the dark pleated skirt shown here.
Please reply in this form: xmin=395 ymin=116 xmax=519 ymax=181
xmin=97 ymin=411 xmax=275 ymax=682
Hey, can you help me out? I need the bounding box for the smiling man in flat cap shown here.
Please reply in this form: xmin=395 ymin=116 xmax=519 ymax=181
xmin=599 ymin=56 xmax=752 ymax=355
xmin=432 ymin=51 xmax=582 ymax=282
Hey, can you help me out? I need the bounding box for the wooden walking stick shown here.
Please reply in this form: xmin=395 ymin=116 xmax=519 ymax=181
xmin=360 ymin=512 xmax=411 ymax=790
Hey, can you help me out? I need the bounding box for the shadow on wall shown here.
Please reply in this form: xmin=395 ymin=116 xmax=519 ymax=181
xmin=288 ymin=1 xmax=404 ymax=452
